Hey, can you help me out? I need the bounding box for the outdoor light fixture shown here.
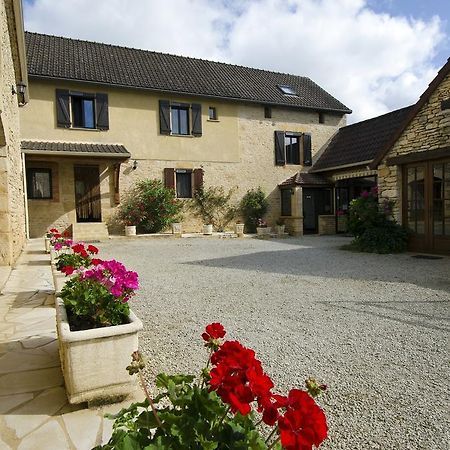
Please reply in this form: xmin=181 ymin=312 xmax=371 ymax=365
xmin=11 ymin=82 xmax=27 ymax=104
xmin=132 ymin=160 xmax=138 ymax=170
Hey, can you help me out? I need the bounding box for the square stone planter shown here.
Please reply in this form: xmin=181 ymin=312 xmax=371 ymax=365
xmin=257 ymin=227 xmax=271 ymax=237
xmin=55 ymin=298 xmax=143 ymax=405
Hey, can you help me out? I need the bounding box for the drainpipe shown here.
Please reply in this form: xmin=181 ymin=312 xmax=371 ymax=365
xmin=22 ymin=153 xmax=29 ymax=239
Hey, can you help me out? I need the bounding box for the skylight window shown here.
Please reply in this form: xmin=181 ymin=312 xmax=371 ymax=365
xmin=278 ymin=85 xmax=297 ymax=96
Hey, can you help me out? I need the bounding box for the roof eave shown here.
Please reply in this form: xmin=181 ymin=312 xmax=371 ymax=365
xmin=22 ymin=149 xmax=131 ymax=158
xmin=28 ymin=74 xmax=352 ymax=114
xmin=310 ymin=159 xmax=373 ymax=173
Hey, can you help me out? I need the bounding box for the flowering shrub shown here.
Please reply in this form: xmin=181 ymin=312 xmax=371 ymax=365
xmin=55 ymin=243 xmax=100 ymax=273
xmin=347 ymin=188 xmax=408 ymax=253
xmin=60 ymin=259 xmax=139 ymax=329
xmin=116 ymin=179 xmax=183 ymax=233
xmin=96 ymin=323 xmax=327 ymax=450
xmin=241 ymin=187 xmax=269 ymax=233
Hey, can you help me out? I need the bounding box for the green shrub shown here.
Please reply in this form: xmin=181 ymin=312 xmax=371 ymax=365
xmin=240 ymin=187 xmax=269 ymax=233
xmin=190 ymin=186 xmax=237 ymax=231
xmin=116 ymin=179 xmax=183 ymax=233
xmin=347 ymin=189 xmax=408 ymax=254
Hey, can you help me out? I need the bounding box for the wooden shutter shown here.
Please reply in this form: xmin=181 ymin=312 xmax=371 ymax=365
xmin=159 ymin=100 xmax=171 ymax=135
xmin=303 ymin=134 xmax=312 ymax=166
xmin=193 ymin=168 xmax=204 ymax=192
xmin=164 ymin=168 xmax=175 ymax=189
xmin=55 ymin=89 xmax=71 ymax=128
xmin=191 ymin=103 xmax=202 ymax=136
xmin=274 ymin=131 xmax=286 ymax=166
xmin=96 ymin=93 xmax=109 ymax=130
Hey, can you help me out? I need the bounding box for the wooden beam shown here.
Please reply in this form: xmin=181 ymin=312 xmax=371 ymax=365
xmin=386 ymin=147 xmax=450 ymax=166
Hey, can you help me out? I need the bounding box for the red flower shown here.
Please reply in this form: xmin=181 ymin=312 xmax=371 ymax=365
xmin=91 ymin=258 xmax=102 ymax=266
xmin=262 ymin=405 xmax=279 ymax=426
xmin=62 ymin=230 xmax=71 ymax=237
xmin=71 ymin=243 xmax=85 ymax=254
xmin=202 ymin=322 xmax=226 ymax=342
xmin=61 ymin=266 xmax=75 ymax=275
xmin=53 ymin=233 xmax=61 ymax=239
xmin=87 ymin=245 xmax=99 ymax=254
xmin=49 ymin=228 xmax=59 ymax=233
xmin=278 ymin=389 xmax=328 ymax=450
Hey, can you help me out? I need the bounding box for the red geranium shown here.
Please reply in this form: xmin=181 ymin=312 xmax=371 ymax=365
xmin=61 ymin=265 xmax=75 ymax=276
xmin=87 ymin=244 xmax=99 ymax=254
xmin=91 ymin=258 xmax=102 ymax=266
xmin=278 ymin=389 xmax=328 ymax=450
xmin=49 ymin=228 xmax=59 ymax=233
xmin=202 ymin=322 xmax=226 ymax=342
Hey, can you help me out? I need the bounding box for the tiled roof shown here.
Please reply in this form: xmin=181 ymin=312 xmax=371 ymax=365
xmin=279 ymin=172 xmax=331 ymax=187
xmin=21 ymin=140 xmax=130 ymax=156
xmin=311 ymin=105 xmax=414 ymax=172
xmin=25 ymin=32 xmax=351 ymax=114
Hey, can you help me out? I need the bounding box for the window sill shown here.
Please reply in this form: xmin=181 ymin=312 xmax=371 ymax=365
xmin=207 ymin=119 xmax=220 ymax=122
xmin=70 ymin=127 xmax=102 ymax=132
xmin=170 ymin=133 xmax=195 ymax=138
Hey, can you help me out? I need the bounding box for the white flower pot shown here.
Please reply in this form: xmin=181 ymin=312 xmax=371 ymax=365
xmin=44 ymin=237 xmax=51 ymax=253
xmin=203 ymin=224 xmax=213 ymax=235
xmin=276 ymin=225 xmax=285 ymax=235
xmin=55 ymin=297 xmax=143 ymax=404
xmin=172 ymin=222 xmax=182 ymax=235
xmin=235 ymin=223 xmax=245 ymax=237
xmin=125 ymin=225 xmax=136 ymax=236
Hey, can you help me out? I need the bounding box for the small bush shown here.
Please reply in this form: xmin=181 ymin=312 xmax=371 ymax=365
xmin=116 ymin=179 xmax=182 ymax=233
xmin=347 ymin=188 xmax=408 ymax=254
xmin=190 ymin=186 xmax=237 ymax=231
xmin=240 ymin=187 xmax=269 ymax=233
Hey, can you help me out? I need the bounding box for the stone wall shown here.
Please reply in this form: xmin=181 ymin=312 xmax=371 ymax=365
xmin=377 ymin=72 xmax=450 ymax=222
xmin=318 ymin=215 xmax=335 ymax=235
xmin=0 ymin=0 xmax=26 ymax=264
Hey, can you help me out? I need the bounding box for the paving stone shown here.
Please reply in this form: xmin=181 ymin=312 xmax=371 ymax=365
xmin=4 ymin=387 xmax=67 ymax=438
xmin=62 ymin=408 xmax=102 ymax=449
xmin=0 ymin=367 xmax=63 ymax=395
xmin=21 ymin=335 xmax=55 ymax=349
xmin=0 ymin=437 xmax=12 ymax=449
xmin=0 ymin=349 xmax=59 ymax=374
xmin=101 ymin=416 xmax=114 ymax=445
xmin=17 ymin=419 xmax=69 ymax=450
xmin=0 ymin=393 xmax=33 ymax=414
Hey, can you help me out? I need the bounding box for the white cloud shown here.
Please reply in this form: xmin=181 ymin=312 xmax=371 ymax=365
xmin=24 ymin=0 xmax=445 ymax=122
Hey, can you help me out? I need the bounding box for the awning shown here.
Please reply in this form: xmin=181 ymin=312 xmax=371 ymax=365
xmin=279 ymin=172 xmax=331 ymax=187
xmin=21 ymin=140 xmax=131 ymax=158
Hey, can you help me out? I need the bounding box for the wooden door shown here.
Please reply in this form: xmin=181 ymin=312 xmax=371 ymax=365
xmin=403 ymin=159 xmax=450 ymax=254
xmin=74 ymin=165 xmax=101 ymax=222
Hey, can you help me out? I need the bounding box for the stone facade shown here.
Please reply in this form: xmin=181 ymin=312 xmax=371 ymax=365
xmin=377 ymin=71 xmax=450 ymax=222
xmin=0 ymin=0 xmax=27 ymax=265
xmin=21 ymin=78 xmax=346 ymax=236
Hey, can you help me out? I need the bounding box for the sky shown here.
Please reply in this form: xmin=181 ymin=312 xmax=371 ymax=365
xmin=23 ymin=0 xmax=450 ymax=123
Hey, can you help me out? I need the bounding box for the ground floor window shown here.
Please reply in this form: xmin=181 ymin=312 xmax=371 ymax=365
xmin=26 ymin=168 xmax=52 ymax=199
xmin=176 ymin=170 xmax=193 ymax=198
xmin=281 ymin=188 xmax=292 ymax=216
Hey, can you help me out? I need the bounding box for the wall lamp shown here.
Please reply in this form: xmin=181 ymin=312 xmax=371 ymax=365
xmin=132 ymin=160 xmax=138 ymax=170
xmin=11 ymin=82 xmax=27 ymax=104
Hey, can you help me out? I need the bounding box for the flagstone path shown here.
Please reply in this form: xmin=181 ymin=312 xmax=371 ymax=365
xmin=0 ymin=240 xmax=142 ymax=450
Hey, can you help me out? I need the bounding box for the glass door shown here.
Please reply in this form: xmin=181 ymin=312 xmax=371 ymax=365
xmin=431 ymin=161 xmax=450 ymax=253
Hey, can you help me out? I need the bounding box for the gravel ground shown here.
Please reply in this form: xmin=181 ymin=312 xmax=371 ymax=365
xmin=98 ymin=235 xmax=450 ymax=449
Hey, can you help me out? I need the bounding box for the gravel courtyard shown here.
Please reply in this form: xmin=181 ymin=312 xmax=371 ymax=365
xmin=98 ymin=235 xmax=449 ymax=450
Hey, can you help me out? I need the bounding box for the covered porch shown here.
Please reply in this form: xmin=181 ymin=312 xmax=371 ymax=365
xmin=22 ymin=141 xmax=130 ymax=240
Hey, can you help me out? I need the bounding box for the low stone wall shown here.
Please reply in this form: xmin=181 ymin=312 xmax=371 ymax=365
xmin=318 ymin=215 xmax=335 ymax=235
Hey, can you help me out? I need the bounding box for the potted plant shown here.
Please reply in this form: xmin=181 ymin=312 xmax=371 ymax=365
xmin=56 ymin=258 xmax=142 ymax=404
xmin=240 ymin=187 xmax=269 ymax=233
xmin=44 ymin=228 xmax=59 ymax=253
xmin=256 ymin=218 xmax=270 ymax=236
xmin=235 ymin=221 xmax=245 ymax=237
xmin=49 ymin=229 xmax=72 ymax=263
xmin=190 ymin=186 xmax=237 ymax=235
xmin=96 ymin=323 xmax=328 ymax=450
xmin=276 ymin=219 xmax=285 ymax=235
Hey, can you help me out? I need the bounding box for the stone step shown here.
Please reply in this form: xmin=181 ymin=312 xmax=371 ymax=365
xmin=72 ymin=223 xmax=109 ymax=242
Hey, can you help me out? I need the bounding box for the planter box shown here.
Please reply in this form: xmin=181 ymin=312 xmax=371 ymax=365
xmin=55 ymin=298 xmax=143 ymax=404
xmin=44 ymin=237 xmax=51 ymax=253
xmin=172 ymin=222 xmax=182 ymax=236
xmin=125 ymin=225 xmax=137 ymax=236
xmin=276 ymin=225 xmax=285 ymax=235
xmin=257 ymin=227 xmax=271 ymax=236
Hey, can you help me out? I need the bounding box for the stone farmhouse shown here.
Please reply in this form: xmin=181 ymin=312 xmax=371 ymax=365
xmin=20 ymin=32 xmax=351 ymax=240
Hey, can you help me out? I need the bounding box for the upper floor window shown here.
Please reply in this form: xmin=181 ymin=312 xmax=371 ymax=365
xmin=274 ymin=131 xmax=312 ymax=166
xmin=26 ymin=168 xmax=52 ymax=199
xmin=208 ymin=107 xmax=218 ymax=120
xmin=72 ymin=95 xmax=95 ymax=129
xmin=171 ymin=105 xmax=190 ymax=135
xmin=159 ymin=100 xmax=202 ymax=137
xmin=319 ymin=112 xmax=325 ymax=124
xmin=56 ymin=89 xmax=109 ymax=130
xmin=264 ymin=106 xmax=272 ymax=119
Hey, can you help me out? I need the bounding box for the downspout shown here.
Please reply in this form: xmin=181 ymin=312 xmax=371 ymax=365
xmin=22 ymin=153 xmax=29 ymax=239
